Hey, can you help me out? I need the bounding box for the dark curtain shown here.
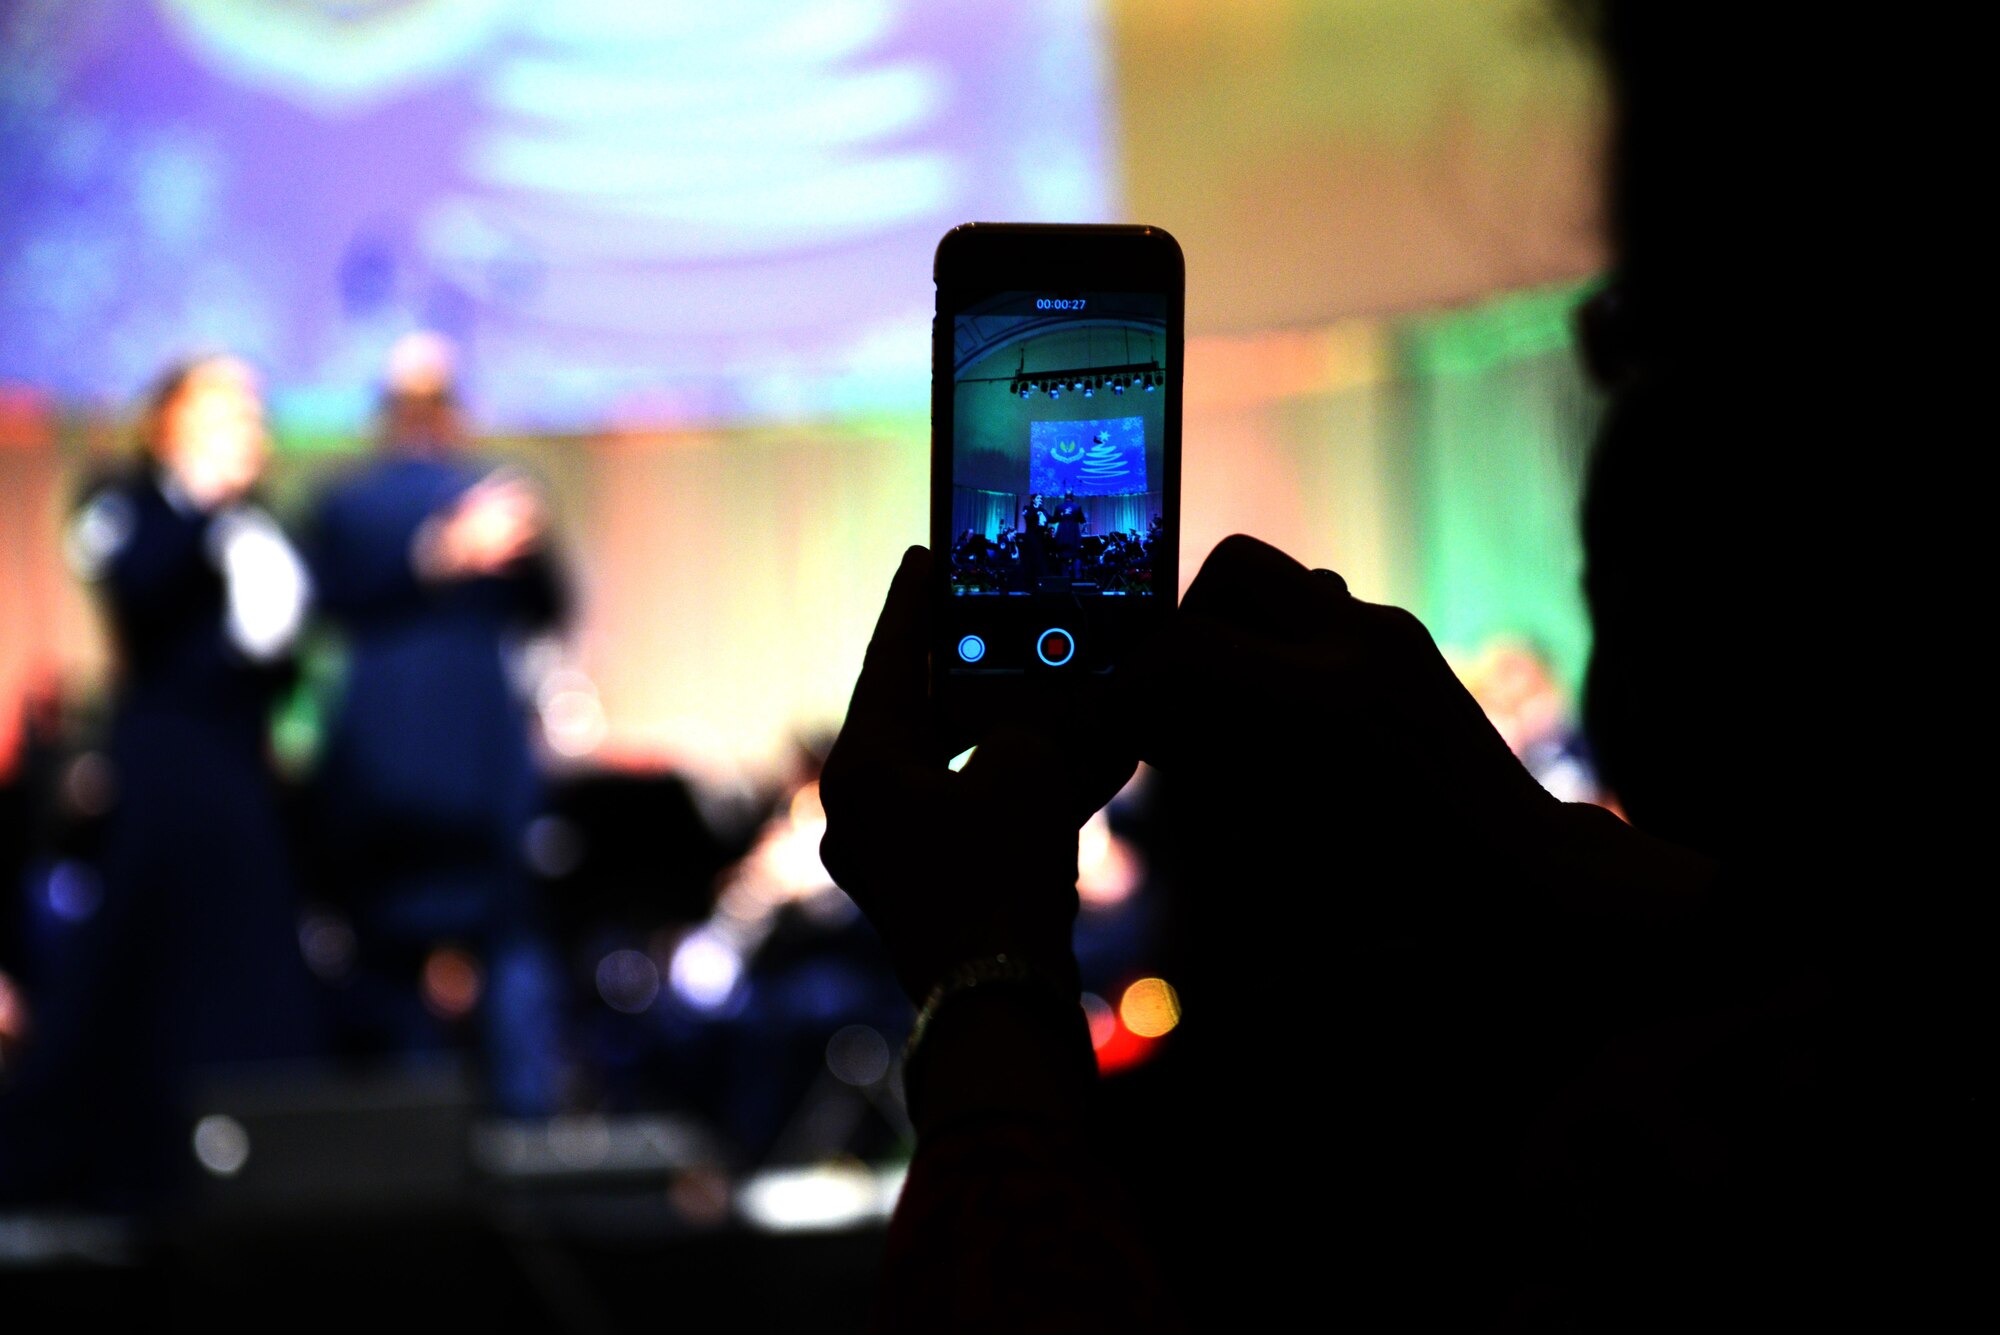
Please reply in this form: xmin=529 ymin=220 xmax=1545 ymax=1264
xmin=952 ymin=487 xmax=1020 ymax=540
xmin=1079 ymin=492 xmax=1160 ymax=540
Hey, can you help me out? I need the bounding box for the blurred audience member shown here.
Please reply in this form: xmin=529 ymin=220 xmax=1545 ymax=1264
xmin=1458 ymin=637 xmax=1607 ymax=806
xmin=0 ymin=354 xmax=318 ymax=1206
xmin=307 ymin=331 xmax=570 ymax=1116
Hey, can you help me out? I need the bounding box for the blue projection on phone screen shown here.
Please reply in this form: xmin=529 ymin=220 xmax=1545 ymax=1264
xmin=1028 ymin=417 xmax=1146 ymax=497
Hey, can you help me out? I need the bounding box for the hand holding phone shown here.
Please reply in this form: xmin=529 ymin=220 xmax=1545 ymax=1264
xmin=821 ymin=546 xmax=1135 ymax=1006
xmin=930 ymin=223 xmax=1185 ymax=741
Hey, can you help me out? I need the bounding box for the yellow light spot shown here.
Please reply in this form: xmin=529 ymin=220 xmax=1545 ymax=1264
xmin=1119 ymin=977 xmax=1180 ymax=1038
xmin=788 ymin=780 xmax=824 ymax=825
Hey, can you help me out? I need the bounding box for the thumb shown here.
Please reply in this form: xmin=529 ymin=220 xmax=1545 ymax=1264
xmin=960 ymin=722 xmax=1136 ymax=829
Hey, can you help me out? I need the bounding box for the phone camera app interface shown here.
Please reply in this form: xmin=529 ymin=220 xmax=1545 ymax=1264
xmin=948 ymin=290 xmax=1169 ymax=612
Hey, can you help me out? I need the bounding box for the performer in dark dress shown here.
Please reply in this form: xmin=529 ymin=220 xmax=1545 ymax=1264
xmin=308 ymin=332 xmax=568 ymax=1116
xmin=1 ymin=354 xmax=318 ymax=1204
xmin=1021 ymin=494 xmax=1052 ymax=586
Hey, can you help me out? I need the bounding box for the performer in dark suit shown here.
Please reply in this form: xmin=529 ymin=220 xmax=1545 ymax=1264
xmin=308 ymin=332 xmax=568 ymax=1116
xmin=1053 ymin=490 xmax=1088 ymax=581
xmin=1 ymin=354 xmax=318 ymax=1204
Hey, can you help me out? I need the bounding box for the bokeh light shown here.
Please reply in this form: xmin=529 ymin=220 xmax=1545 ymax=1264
xmin=595 ymin=948 xmax=661 ymax=1014
xmin=0 ymin=969 xmax=26 ymax=1044
xmin=191 ymin=1113 xmax=251 ymax=1177
xmin=61 ymin=752 xmax=116 ymax=818
xmin=548 ymin=1113 xmax=613 ymax=1169
xmin=735 ymin=1160 xmax=905 ymax=1234
xmin=1080 ymin=992 xmax=1116 ymax=1050
xmin=787 ymin=780 xmax=825 ymax=828
xmin=44 ymin=860 xmax=104 ymax=923
xmin=668 ymin=926 xmax=745 ymax=1014
xmin=765 ymin=782 xmax=833 ymax=898
xmin=668 ymin=1166 xmax=734 ymax=1227
xmin=523 ymin=813 xmax=586 ymax=878
xmin=825 ymin=1024 xmax=891 ymax=1088
xmin=421 ymin=945 xmax=484 ymax=1021
xmin=539 ymin=668 xmax=609 ymax=758
xmin=298 ymin=910 xmax=357 ymax=981
xmin=1118 ymin=977 xmax=1180 ymax=1039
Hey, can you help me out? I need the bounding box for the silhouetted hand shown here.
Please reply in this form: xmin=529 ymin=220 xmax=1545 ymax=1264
xmin=417 ymin=470 xmax=546 ymax=581
xmin=1129 ymin=535 xmax=1711 ymax=923
xmin=1138 ymin=535 xmax=1550 ymax=849
xmin=819 ymin=546 xmax=1136 ymax=1006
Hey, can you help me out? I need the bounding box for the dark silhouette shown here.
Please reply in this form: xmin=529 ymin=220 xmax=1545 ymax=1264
xmin=1020 ymin=493 xmax=1050 ymax=584
xmin=820 ymin=5 xmax=1960 ymax=1330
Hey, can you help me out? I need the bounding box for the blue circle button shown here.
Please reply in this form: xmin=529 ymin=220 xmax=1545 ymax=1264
xmin=1036 ymin=628 xmax=1075 ymax=667
xmin=956 ymin=634 xmax=986 ymax=663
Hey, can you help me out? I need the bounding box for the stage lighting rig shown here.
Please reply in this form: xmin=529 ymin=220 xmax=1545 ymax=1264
xmin=982 ymin=360 xmax=1162 ymax=400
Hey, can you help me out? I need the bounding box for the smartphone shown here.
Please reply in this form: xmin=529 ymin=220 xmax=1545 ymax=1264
xmin=930 ymin=222 xmax=1184 ymax=739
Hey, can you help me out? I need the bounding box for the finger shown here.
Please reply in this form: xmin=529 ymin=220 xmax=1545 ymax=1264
xmin=1182 ymin=534 xmax=1355 ymax=642
xmin=499 ymin=498 xmax=546 ymax=540
xmin=831 ymin=546 xmax=933 ymax=764
xmin=497 ymin=530 xmax=541 ymax=564
xmin=1112 ymin=608 xmax=1354 ymax=772
xmin=960 ymin=716 xmax=1139 ymax=828
xmin=818 ymin=762 xmax=938 ymax=893
xmin=486 ymin=485 xmax=542 ymax=521
xmin=459 ymin=474 xmax=506 ymax=505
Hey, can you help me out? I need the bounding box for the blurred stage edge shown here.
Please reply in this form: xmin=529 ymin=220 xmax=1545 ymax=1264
xmin=0 ymin=1052 xmax=900 ymax=1327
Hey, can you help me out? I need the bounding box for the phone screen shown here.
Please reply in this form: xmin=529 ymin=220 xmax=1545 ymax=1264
xmin=941 ymin=287 xmax=1175 ymax=682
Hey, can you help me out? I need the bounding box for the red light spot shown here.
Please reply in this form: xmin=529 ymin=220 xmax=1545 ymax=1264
xmin=1093 ymin=1021 xmax=1157 ymax=1075
xmin=422 ymin=945 xmax=483 ymax=1021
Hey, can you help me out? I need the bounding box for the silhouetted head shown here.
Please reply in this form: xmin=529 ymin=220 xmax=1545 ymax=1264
xmin=141 ymin=352 xmax=268 ymax=504
xmin=379 ymin=329 xmax=464 ymax=457
xmin=1573 ymin=3 xmax=1903 ymax=860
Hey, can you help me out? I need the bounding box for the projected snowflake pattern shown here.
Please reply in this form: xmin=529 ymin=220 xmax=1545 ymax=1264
xmin=1029 ymin=416 xmax=1145 ymax=497
xmin=0 ymin=0 xmax=1112 ymax=429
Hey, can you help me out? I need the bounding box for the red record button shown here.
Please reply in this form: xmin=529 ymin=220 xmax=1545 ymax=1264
xmin=1036 ymin=628 xmax=1076 ymax=667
